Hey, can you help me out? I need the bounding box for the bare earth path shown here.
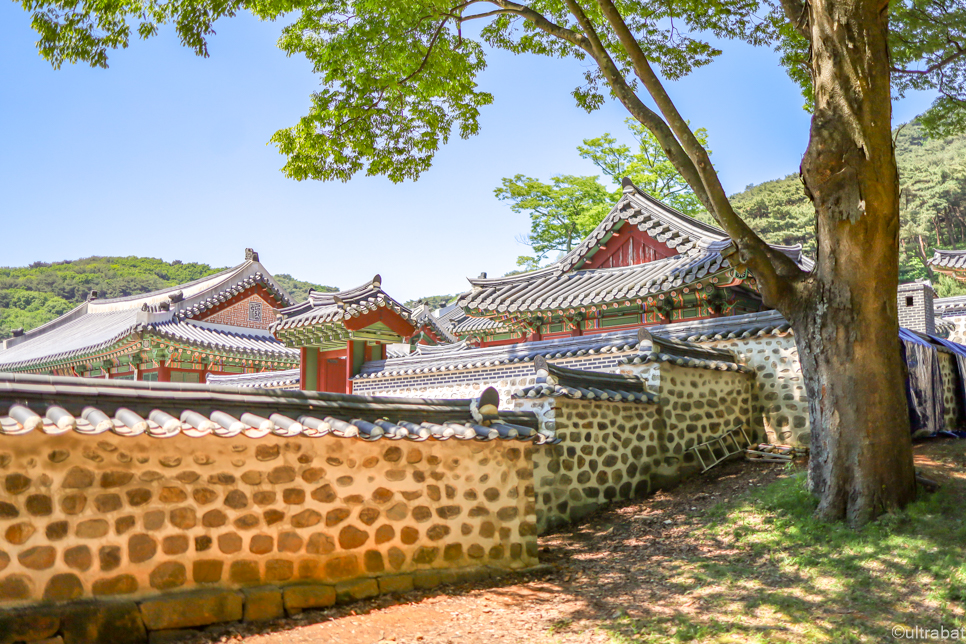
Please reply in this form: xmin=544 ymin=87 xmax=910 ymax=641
xmin=180 ymin=439 xmax=965 ymax=644
xmin=178 ymin=457 xmax=789 ymax=644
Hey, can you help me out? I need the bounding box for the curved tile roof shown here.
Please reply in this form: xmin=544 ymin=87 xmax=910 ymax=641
xmin=0 ymin=373 xmax=546 ymax=442
xmin=451 ymin=315 xmax=510 ymax=336
xmin=0 ymin=255 xmax=297 ymax=371
xmin=557 ymin=179 xmax=730 ymax=273
xmin=206 ymin=368 xmax=301 ymax=389
xmin=356 ymin=310 xmax=793 ymax=379
xmin=456 ymin=182 xmax=812 ymax=320
xmin=272 ymin=276 xmax=412 ymax=333
xmin=172 ymin=271 xmax=293 ymax=320
xmin=513 ymin=356 xmax=657 ymax=404
xmin=622 ymin=328 xmax=753 ymax=372
xmin=412 ymin=306 xmax=456 ymax=343
xmin=929 ymin=249 xmax=966 ymax=270
xmin=149 ymin=321 xmax=298 ymax=360
xmin=83 ymin=259 xmax=294 ymax=316
xmin=459 ymin=251 xmax=731 ymax=315
xmin=936 ymin=293 xmax=966 ymax=315
xmin=0 ymin=309 xmax=139 ymax=370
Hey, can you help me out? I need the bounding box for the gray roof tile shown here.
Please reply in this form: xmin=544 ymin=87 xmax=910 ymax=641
xmin=0 ymin=258 xmax=296 ymax=371
xmin=0 ymin=309 xmax=139 ymax=370
xmin=513 ymin=355 xmax=657 ymax=404
xmin=272 ymin=276 xmax=412 ymax=333
xmin=206 ymin=368 xmax=301 ymax=389
xmin=0 ymin=373 xmax=544 ymax=442
xmin=356 ymin=310 xmax=791 ymax=379
xmin=929 ymin=249 xmax=966 ymax=270
xmin=456 ymin=183 xmax=812 ymax=319
xmin=150 ymin=321 xmax=298 ymax=359
xmin=621 ymin=328 xmax=753 ymax=372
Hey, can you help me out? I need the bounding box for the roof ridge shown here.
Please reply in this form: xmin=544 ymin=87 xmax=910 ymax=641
xmin=88 ymin=262 xmax=246 ymax=306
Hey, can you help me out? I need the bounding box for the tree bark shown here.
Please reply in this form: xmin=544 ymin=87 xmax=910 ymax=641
xmin=793 ymin=0 xmax=917 ymax=523
xmin=508 ymin=0 xmax=919 ymax=525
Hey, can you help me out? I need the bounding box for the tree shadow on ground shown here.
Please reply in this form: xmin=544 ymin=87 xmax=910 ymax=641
xmin=501 ymin=443 xmax=966 ymax=643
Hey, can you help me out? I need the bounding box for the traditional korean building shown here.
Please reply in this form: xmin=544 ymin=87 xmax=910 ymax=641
xmin=450 ymin=178 xmax=812 ymax=346
xmin=270 ymin=275 xmax=417 ymax=393
xmin=0 ymin=249 xmax=299 ymax=381
xmin=928 ymin=249 xmax=966 ymax=281
xmin=926 ymin=250 xmax=966 ymax=342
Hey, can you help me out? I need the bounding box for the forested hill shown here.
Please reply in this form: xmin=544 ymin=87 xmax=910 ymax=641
xmin=0 ymin=256 xmax=336 ymax=340
xmin=729 ymin=120 xmax=966 ymax=295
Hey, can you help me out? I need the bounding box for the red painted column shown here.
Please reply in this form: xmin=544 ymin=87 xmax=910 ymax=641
xmin=345 ymin=342 xmax=355 ymax=395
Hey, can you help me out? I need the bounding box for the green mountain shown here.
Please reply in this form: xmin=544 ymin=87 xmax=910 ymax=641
xmin=272 ymin=274 xmax=338 ymax=303
xmin=0 ymin=256 xmax=336 ymax=340
xmin=729 ymin=120 xmax=966 ymax=296
xmin=404 ymin=294 xmax=458 ymax=311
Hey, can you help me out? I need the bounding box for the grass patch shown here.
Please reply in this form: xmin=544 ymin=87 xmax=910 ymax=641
xmin=607 ymin=472 xmax=966 ymax=643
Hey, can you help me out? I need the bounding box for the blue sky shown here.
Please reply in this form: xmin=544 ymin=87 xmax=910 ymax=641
xmin=0 ymin=5 xmax=937 ymax=302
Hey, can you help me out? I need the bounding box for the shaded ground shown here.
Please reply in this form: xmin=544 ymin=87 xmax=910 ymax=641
xmin=185 ymin=439 xmax=966 ymax=644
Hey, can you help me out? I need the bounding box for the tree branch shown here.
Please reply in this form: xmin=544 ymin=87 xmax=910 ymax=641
xmin=515 ymin=0 xmax=715 ymax=221
xmin=491 ymin=0 xmax=593 ymax=52
xmin=893 ymin=47 xmax=966 ymax=75
xmin=778 ymin=0 xmax=810 ymax=38
xmin=592 ymin=0 xmax=804 ymax=306
xmin=397 ymin=19 xmax=448 ymax=86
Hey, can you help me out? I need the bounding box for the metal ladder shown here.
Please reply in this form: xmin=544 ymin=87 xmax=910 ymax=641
xmin=687 ymin=425 xmax=752 ymax=473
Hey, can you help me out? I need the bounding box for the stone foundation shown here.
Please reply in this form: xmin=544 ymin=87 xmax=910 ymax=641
xmin=0 ymin=564 xmax=534 ymax=644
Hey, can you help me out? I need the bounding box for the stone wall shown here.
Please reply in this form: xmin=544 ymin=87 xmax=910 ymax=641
xmin=531 ymin=400 xmax=662 ymax=533
xmin=617 ymin=335 xmax=806 ymax=447
xmin=358 ymin=335 xmax=807 ymax=447
xmin=656 ymin=364 xmax=753 ymax=450
xmin=524 ymin=364 xmax=752 ymax=533
xmin=0 ymin=431 xmax=537 ymax=614
xmin=707 ymin=335 xmax=808 ymax=447
xmin=939 ymin=351 xmax=963 ymax=430
xmin=941 ymin=313 xmax=966 ymax=344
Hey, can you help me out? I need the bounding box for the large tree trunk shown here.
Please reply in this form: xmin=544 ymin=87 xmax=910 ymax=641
xmin=788 ymin=0 xmax=917 ymax=524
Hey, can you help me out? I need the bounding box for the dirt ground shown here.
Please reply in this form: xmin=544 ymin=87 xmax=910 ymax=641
xmin=180 ymin=439 xmax=963 ymax=644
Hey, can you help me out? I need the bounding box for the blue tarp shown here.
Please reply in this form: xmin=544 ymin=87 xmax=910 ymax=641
xmin=900 ymin=328 xmax=966 ymax=437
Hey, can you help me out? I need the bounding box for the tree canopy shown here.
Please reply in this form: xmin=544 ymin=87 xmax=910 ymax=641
xmin=498 ymin=119 xmax=707 ymax=269
xmin=20 ymin=0 xmax=966 ymax=524
xmin=577 ymin=119 xmax=709 ymax=216
xmin=496 ymin=174 xmax=612 ymax=269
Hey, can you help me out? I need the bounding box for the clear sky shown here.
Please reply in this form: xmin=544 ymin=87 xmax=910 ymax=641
xmin=0 ymin=5 xmax=937 ymax=302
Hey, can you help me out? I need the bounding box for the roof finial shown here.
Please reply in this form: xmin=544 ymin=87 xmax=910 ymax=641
xmin=87 ymin=290 xmax=98 ymax=301
xmin=245 ymin=248 xmax=259 ymax=262
xmin=478 ymin=272 xmax=487 ymax=279
xmin=372 ymin=274 xmax=382 ymax=288
xmin=621 ymin=177 xmax=636 ymax=194
xmin=637 ymin=327 xmax=653 ymax=344
xmin=534 ymin=355 xmax=550 ymax=376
